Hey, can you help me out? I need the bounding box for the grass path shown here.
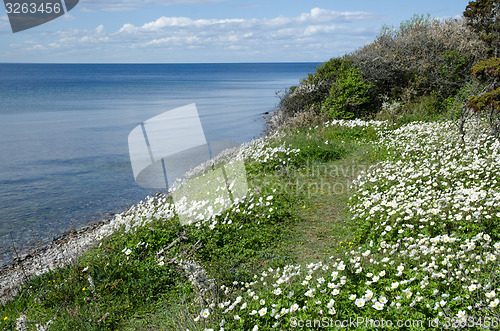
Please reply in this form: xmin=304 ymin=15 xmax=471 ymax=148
xmin=282 ymin=145 xmax=377 ymax=265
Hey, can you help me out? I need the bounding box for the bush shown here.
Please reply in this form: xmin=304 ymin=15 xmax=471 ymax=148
xmin=272 ymin=15 xmax=488 ymax=130
xmin=321 ymin=66 xmax=374 ymax=119
xmin=271 ymin=58 xmax=352 ymax=129
xmin=349 ymin=16 xmax=487 ymax=103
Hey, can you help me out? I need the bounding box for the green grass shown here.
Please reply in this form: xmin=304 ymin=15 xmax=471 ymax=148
xmin=0 ymin=121 xmax=386 ymax=330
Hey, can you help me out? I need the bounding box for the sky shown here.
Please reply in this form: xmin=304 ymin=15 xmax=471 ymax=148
xmin=0 ymin=0 xmax=472 ymax=63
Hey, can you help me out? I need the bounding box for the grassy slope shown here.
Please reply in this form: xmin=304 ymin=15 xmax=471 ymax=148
xmin=122 ymin=124 xmax=383 ymax=330
xmin=5 ymin=117 xmax=497 ymax=331
xmin=0 ymin=121 xmax=381 ymax=330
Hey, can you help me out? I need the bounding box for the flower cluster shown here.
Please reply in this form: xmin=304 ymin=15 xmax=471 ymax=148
xmin=190 ymin=120 xmax=499 ymax=330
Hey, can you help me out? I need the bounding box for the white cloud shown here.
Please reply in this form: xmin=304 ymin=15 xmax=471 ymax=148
xmin=80 ymin=0 xmax=231 ymax=12
xmin=0 ymin=15 xmax=9 ymax=29
xmin=6 ymin=8 xmax=380 ymax=62
xmin=62 ymin=13 xmax=76 ymax=21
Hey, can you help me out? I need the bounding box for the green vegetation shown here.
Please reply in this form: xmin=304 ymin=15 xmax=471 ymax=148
xmin=1 ymin=1 xmax=500 ymax=330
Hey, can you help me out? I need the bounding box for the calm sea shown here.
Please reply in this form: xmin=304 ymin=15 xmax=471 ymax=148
xmin=0 ymin=63 xmax=318 ymax=265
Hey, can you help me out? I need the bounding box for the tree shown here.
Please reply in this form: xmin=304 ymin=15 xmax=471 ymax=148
xmin=463 ymin=0 xmax=500 ymax=57
xmin=467 ymin=58 xmax=500 ymax=136
xmin=463 ymin=1 xmax=500 ymax=137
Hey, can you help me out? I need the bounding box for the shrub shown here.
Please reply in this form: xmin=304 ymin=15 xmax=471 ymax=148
xmin=271 ymin=58 xmax=352 ymax=129
xmin=273 ymin=15 xmax=488 ymax=129
xmin=321 ymin=66 xmax=373 ymax=119
xmin=349 ymin=16 xmax=487 ymax=104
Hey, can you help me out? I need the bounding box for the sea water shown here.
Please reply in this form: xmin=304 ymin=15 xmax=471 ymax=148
xmin=0 ymin=62 xmax=318 ymax=265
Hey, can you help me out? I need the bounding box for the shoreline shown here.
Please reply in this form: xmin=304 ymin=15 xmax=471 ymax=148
xmin=0 ymin=205 xmax=130 ymax=304
xmin=0 ymin=122 xmax=270 ymax=304
xmin=0 ymin=110 xmax=275 ymax=269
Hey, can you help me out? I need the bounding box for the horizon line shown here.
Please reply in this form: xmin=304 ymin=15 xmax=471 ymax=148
xmin=0 ymin=61 xmax=323 ymax=65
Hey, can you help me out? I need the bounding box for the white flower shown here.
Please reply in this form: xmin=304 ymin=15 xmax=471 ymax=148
xmin=258 ymin=307 xmax=267 ymax=316
xmin=355 ymin=298 xmax=365 ymax=307
xmin=200 ymin=309 xmax=210 ymax=318
xmin=124 ymin=249 xmax=132 ymax=255
xmin=457 ymin=310 xmax=466 ymax=318
xmin=372 ymin=302 xmax=384 ymax=310
xmin=391 ymin=282 xmax=399 ymax=289
xmin=273 ymin=288 xmax=282 ymax=295
xmin=290 ymin=303 xmax=299 ymax=312
xmin=349 ymin=294 xmax=357 ymax=300
xmin=485 ymin=291 xmax=496 ymax=299
xmin=489 ymin=298 xmax=499 ymax=307
xmin=439 ymin=300 xmax=447 ymax=307
xmin=468 ymin=284 xmax=477 ymax=292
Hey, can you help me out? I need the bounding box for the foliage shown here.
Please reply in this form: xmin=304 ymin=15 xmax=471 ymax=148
xmin=376 ymin=94 xmax=448 ymax=125
xmin=271 ymin=58 xmax=352 ymax=129
xmin=447 ymin=80 xmax=486 ymax=141
xmin=468 ymin=87 xmax=500 ymax=112
xmin=269 ymin=13 xmax=488 ymax=131
xmin=440 ymin=50 xmax=472 ymax=95
xmin=302 ymin=57 xmax=350 ymax=86
xmin=471 ymin=57 xmax=500 ymax=79
xmin=468 ymin=58 xmax=500 ymax=136
xmin=321 ymin=66 xmax=373 ymax=120
xmin=350 ymin=17 xmax=487 ymax=105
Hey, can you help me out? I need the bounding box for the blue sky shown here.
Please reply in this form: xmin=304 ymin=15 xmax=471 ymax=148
xmin=0 ymin=0 xmax=472 ymax=63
